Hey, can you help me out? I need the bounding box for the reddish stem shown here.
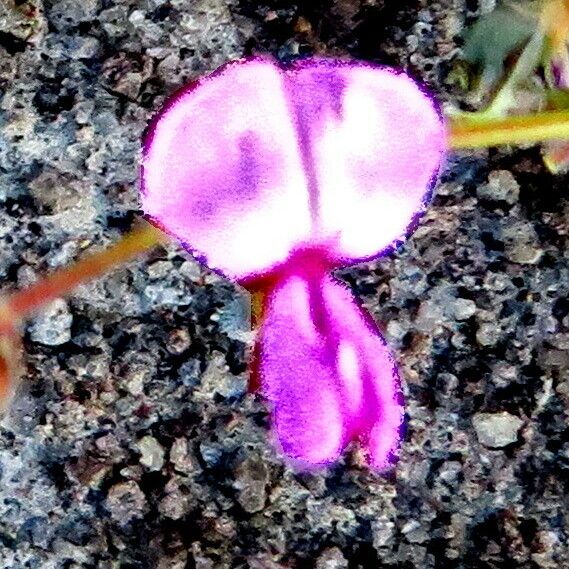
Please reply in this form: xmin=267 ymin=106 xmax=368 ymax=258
xmin=2 ymin=221 xmax=166 ymax=321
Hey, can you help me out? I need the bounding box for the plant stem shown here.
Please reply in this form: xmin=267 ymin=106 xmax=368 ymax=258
xmin=2 ymin=110 xmax=568 ymax=321
xmin=1 ymin=220 xmax=167 ymax=322
xmin=483 ymin=29 xmax=545 ymax=118
xmin=0 ymin=332 xmax=20 ymax=407
xmin=448 ymin=109 xmax=569 ymax=149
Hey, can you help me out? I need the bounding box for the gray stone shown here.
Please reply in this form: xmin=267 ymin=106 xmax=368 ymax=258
xmin=17 ymin=516 xmax=51 ymax=549
xmin=157 ymin=551 xmax=188 ymax=569
xmin=218 ymin=293 xmax=251 ymax=342
xmin=158 ymin=483 xmax=190 ymax=520
xmin=166 ymin=328 xmax=192 ymax=355
xmin=105 ymin=481 xmax=147 ymax=524
xmin=502 ymin=221 xmax=543 ymax=264
xmin=28 ymin=170 xmax=100 ymax=237
xmin=47 ymin=0 xmax=100 ymax=29
xmin=452 ymin=298 xmax=477 ymax=320
xmin=170 ymin=437 xmax=196 ymax=474
xmin=137 ymin=435 xmax=165 ymax=471
xmin=438 ymin=461 xmax=462 ymax=485
xmin=476 ymin=322 xmax=501 ymax=347
xmin=315 ymin=547 xmax=349 ymax=569
xmin=234 ymin=457 xmax=269 ymax=513
xmin=28 ymin=299 xmax=73 ymax=346
xmin=199 ymin=443 xmax=223 ymax=467
xmin=372 ymin=517 xmax=396 ymax=548
xmin=477 ymin=170 xmax=520 ymax=204
xmin=473 ymin=412 xmax=524 ymax=448
xmin=402 ymin=520 xmax=429 ymax=544
xmin=143 ymin=282 xmax=188 ymax=307
xmin=0 ymin=0 xmax=45 ymax=41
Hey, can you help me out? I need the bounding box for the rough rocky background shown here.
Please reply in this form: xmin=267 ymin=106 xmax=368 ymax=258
xmin=0 ymin=0 xmax=568 ymax=567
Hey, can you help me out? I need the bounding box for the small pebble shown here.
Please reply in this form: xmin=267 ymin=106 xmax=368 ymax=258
xmin=28 ymin=299 xmax=73 ymax=346
xmin=373 ymin=517 xmax=396 ymax=548
xmin=477 ymin=170 xmax=520 ymax=204
xmin=137 ymin=435 xmax=165 ymax=471
xmin=473 ymin=412 xmax=523 ymax=448
xmin=234 ymin=457 xmax=269 ymax=513
xmin=105 ymin=481 xmax=147 ymax=524
xmin=476 ymin=322 xmax=501 ymax=347
xmin=170 ymin=437 xmax=195 ymax=474
xmin=315 ymin=547 xmax=349 ymax=569
xmin=452 ymin=298 xmax=477 ymax=321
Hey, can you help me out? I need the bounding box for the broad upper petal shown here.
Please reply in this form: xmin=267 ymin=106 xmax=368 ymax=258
xmin=142 ymin=57 xmax=445 ymax=280
xmin=141 ymin=58 xmax=311 ymax=280
xmin=287 ymin=58 xmax=445 ymax=261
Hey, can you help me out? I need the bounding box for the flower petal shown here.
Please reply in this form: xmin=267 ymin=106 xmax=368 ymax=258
xmin=287 ymin=58 xmax=446 ymax=261
xmin=258 ymin=271 xmax=346 ymax=467
xmin=141 ymin=58 xmax=311 ymax=280
xmin=320 ymin=274 xmax=404 ymax=469
xmin=258 ymin=257 xmax=403 ymax=469
xmin=142 ymin=57 xmax=445 ymax=280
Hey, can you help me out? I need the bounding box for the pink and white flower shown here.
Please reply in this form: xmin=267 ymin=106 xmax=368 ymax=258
xmin=141 ymin=56 xmax=445 ymax=470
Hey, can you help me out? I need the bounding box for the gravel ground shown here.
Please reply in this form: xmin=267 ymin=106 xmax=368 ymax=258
xmin=1 ymin=0 xmax=568 ymax=567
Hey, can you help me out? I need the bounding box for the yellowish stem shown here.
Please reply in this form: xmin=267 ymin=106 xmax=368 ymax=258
xmin=448 ymin=110 xmax=569 ymax=149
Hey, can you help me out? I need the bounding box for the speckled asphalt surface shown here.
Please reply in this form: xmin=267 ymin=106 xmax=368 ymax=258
xmin=0 ymin=1 xmax=568 ymax=567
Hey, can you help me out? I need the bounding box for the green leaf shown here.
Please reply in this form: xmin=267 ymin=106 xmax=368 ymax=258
xmin=545 ymin=89 xmax=569 ymax=110
xmin=463 ymin=5 xmax=536 ymax=88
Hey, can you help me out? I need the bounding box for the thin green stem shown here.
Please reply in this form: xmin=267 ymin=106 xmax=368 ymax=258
xmin=448 ymin=109 xmax=569 ymax=149
xmin=485 ymin=29 xmax=545 ymax=117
